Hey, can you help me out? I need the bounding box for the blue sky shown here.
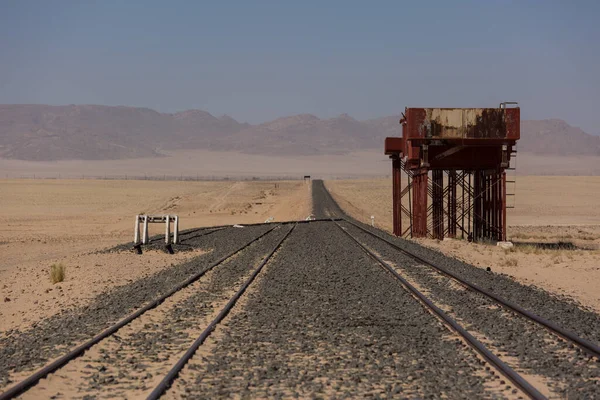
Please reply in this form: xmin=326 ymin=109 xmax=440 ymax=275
xmin=1 ymin=1 xmax=599 ymax=133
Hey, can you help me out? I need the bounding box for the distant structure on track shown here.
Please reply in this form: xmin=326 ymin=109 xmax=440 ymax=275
xmin=385 ymin=103 xmax=520 ymax=242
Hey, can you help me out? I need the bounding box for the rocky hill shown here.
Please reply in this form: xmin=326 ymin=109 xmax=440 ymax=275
xmin=519 ymin=119 xmax=600 ymax=156
xmin=0 ymin=105 xmax=247 ymax=161
xmin=0 ymin=104 xmax=597 ymax=160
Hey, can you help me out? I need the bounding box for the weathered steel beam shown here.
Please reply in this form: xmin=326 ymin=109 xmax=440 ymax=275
xmin=392 ymin=156 xmax=402 ymax=236
xmin=447 ymin=170 xmax=457 ymax=238
xmin=432 ymin=170 xmax=444 ymax=240
xmin=412 ymin=169 xmax=428 ymax=238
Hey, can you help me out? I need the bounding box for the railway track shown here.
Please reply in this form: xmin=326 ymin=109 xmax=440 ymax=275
xmin=0 ymin=181 xmax=598 ymax=398
xmin=171 ymin=221 xmax=545 ymax=399
xmin=314 ymin=179 xmax=600 ymax=397
xmin=146 ymin=224 xmax=296 ymax=399
xmin=141 ymin=219 xmax=339 ymax=248
xmin=137 ymin=224 xmax=236 ymax=249
xmin=339 ymin=220 xmax=600 ymax=397
xmin=335 ymin=220 xmax=546 ymax=399
xmin=0 ymin=224 xmax=289 ymax=399
xmin=340 ymin=218 xmax=600 ymax=360
xmin=4 ymin=218 xmax=532 ymax=399
xmin=315 ymin=179 xmax=600 ymax=355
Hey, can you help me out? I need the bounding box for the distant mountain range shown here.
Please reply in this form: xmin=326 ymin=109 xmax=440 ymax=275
xmin=519 ymin=119 xmax=600 ymax=156
xmin=0 ymin=104 xmax=598 ymax=161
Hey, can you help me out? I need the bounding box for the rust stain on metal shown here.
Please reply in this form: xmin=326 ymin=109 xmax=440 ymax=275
xmin=418 ymin=108 xmax=508 ymax=139
xmin=386 ymin=104 xmax=520 ymax=243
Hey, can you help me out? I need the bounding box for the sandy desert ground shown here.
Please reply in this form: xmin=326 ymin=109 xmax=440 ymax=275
xmin=326 ymin=177 xmax=600 ymax=312
xmin=2 ymin=150 xmax=599 ymax=180
xmin=2 ymin=175 xmax=599 ymax=334
xmin=0 ymin=150 xmax=388 ymax=180
xmin=0 ymin=179 xmax=311 ymax=333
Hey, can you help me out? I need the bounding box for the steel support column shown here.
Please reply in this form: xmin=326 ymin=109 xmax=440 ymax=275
xmin=412 ymin=169 xmax=428 ymax=237
xmin=447 ymin=170 xmax=457 ymax=238
xmin=467 ymin=172 xmax=472 ymax=240
xmin=492 ymin=171 xmax=502 ymax=240
xmin=473 ymin=170 xmax=482 ymax=240
xmin=484 ymin=171 xmax=489 ymax=239
xmin=392 ymin=156 xmax=402 ymax=236
xmin=501 ymin=170 xmax=507 ymax=241
xmin=432 ymin=170 xmax=444 ymax=239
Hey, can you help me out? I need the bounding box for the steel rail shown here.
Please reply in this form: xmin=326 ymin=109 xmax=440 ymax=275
xmin=341 ymin=218 xmax=600 ymax=360
xmin=143 ymin=225 xmax=226 ymax=246
xmin=333 ymin=221 xmax=546 ymax=400
xmin=316 ymin=179 xmax=600 ymax=359
xmin=143 ymin=218 xmax=341 ymax=246
xmin=0 ymin=225 xmax=279 ymax=400
xmin=146 ymin=223 xmax=297 ymax=400
xmin=177 ymin=226 xmax=228 ymax=243
xmin=172 ymin=219 xmax=341 ymax=245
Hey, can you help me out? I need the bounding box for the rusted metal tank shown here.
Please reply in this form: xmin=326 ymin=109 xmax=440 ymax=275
xmin=403 ymin=107 xmax=520 ymax=141
xmin=386 ymin=106 xmax=519 ymax=170
xmin=385 ymin=104 xmax=520 ymax=242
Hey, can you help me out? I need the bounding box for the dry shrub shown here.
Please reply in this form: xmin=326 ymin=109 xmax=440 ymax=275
xmin=502 ymin=257 xmax=518 ymax=267
xmin=518 ymin=244 xmax=542 ymax=255
xmin=50 ymin=263 xmax=66 ymax=284
xmin=511 ymin=232 xmax=534 ymax=240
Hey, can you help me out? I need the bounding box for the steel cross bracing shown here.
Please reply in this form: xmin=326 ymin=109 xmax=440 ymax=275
xmin=393 ymin=162 xmax=507 ymax=242
xmin=386 ymin=106 xmax=519 ymax=242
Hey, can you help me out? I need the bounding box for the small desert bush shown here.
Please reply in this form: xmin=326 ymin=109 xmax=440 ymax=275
xmin=552 ymin=253 xmax=563 ymax=264
xmin=511 ymin=232 xmax=535 ymax=240
xmin=501 ymin=257 xmax=518 ymax=267
xmin=519 ymin=245 xmax=542 ymax=255
xmin=50 ymin=263 xmax=66 ymax=284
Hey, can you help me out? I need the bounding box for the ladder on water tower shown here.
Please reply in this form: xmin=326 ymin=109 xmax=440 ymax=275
xmin=505 ymin=144 xmax=517 ymax=209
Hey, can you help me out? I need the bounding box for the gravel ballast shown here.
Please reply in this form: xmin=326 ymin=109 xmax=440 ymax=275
xmin=0 ymin=223 xmax=274 ymax=389
xmin=342 ymin=220 xmax=600 ymax=398
xmin=314 ymin=179 xmax=600 ymax=397
xmin=176 ymin=221 xmax=511 ymax=398
xmin=21 ymin=225 xmax=292 ymax=398
xmin=314 ymin=179 xmax=600 ymax=345
xmin=2 ymin=179 xmax=598 ymax=398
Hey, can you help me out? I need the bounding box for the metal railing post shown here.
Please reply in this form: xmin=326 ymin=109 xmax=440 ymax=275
xmin=142 ymin=216 xmax=149 ymax=244
xmin=165 ymin=216 xmax=171 ymax=245
xmin=134 ymin=215 xmax=140 ymax=245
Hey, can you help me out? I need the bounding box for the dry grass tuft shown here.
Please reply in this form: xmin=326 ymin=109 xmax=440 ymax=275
xmin=511 ymin=232 xmax=537 ymax=240
xmin=502 ymin=257 xmax=518 ymax=267
xmin=519 ymin=244 xmax=543 ymax=255
xmin=50 ymin=263 xmax=66 ymax=284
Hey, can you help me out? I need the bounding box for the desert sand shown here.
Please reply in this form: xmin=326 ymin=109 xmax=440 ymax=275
xmin=2 ymin=174 xmax=599 ymax=334
xmin=3 ymin=150 xmax=598 ymax=180
xmin=0 ymin=150 xmax=388 ymax=179
xmin=325 ymin=177 xmax=600 ymax=312
xmin=0 ymin=179 xmax=311 ymax=333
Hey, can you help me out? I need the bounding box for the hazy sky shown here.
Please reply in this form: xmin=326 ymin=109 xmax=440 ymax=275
xmin=1 ymin=1 xmax=599 ymax=134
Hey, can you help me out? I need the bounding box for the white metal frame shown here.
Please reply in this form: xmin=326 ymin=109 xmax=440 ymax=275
xmin=134 ymin=215 xmax=179 ymax=245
